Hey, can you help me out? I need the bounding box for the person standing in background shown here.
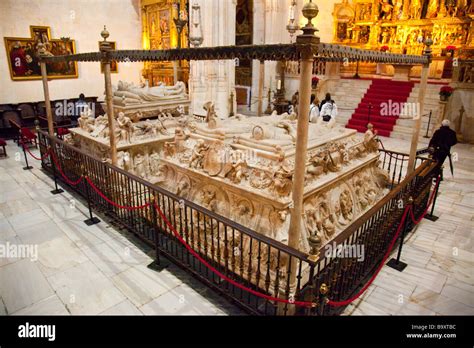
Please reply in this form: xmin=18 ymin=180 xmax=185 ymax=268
xmin=309 ymin=94 xmax=320 ymax=123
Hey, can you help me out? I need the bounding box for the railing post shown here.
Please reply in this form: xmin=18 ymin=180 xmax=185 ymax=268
xmin=99 ymin=26 xmax=118 ymax=166
xmin=387 ymin=197 xmax=412 ymax=272
xmin=425 ymin=175 xmax=441 ymax=222
xmin=148 ymin=195 xmax=170 ymax=272
xmin=38 ymin=45 xmax=54 ymax=137
xmin=82 ymin=165 xmax=100 ymax=226
xmin=50 ymin=149 xmax=64 ymax=195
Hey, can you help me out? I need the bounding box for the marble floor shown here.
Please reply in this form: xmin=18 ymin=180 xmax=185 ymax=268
xmin=344 ymin=136 xmax=474 ymax=315
xmin=0 ymin=140 xmax=244 ymax=315
xmin=0 ymin=137 xmax=472 ymax=316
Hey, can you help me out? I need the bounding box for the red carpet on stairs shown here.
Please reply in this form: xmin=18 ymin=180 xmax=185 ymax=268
xmin=345 ymin=79 xmax=415 ymax=137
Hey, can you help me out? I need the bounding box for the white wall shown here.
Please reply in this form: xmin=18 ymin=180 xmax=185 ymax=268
xmin=0 ymin=0 xmax=143 ymax=104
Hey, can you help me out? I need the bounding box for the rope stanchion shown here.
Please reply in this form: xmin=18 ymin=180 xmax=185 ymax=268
xmin=409 ymin=177 xmax=441 ymax=225
xmin=153 ymin=201 xmax=316 ymax=308
xmin=20 ymin=141 xmax=52 ymax=161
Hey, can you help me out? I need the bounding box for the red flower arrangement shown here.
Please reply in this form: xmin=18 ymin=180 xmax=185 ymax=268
xmin=439 ymin=86 xmax=454 ymax=97
xmin=380 ymin=45 xmax=389 ymax=52
xmin=446 ymin=45 xmax=457 ymax=51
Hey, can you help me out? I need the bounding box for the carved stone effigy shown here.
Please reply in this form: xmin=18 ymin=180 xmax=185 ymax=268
xmin=155 ymin=110 xmax=390 ymax=255
xmin=67 ymin=103 xmax=390 ymax=295
xmin=106 ymin=80 xmax=191 ymax=122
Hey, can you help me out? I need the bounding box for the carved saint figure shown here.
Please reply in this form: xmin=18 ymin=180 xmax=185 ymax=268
xmin=338 ymin=189 xmax=354 ymax=225
xmin=427 ymin=0 xmax=439 ymax=18
xmin=379 ymin=0 xmax=393 ymax=20
xmin=410 ymin=0 xmax=422 ymax=18
xmin=149 ymin=151 xmax=161 ymax=175
xmin=134 ymin=153 xmax=148 ymax=179
xmin=203 ymin=101 xmax=219 ymax=129
xmin=317 ymin=200 xmax=336 ymax=239
xmin=117 ymin=151 xmax=131 ymax=171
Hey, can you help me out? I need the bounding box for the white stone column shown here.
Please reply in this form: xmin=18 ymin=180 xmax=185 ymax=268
xmin=189 ymin=0 xmax=236 ymax=118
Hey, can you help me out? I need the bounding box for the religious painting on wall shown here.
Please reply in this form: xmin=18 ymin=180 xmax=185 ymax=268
xmin=159 ymin=9 xmax=170 ymax=37
xmin=4 ymin=25 xmax=78 ymax=81
xmin=100 ymin=41 xmax=118 ymax=74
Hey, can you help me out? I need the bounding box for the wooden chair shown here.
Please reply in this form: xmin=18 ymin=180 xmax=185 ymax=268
xmin=18 ymin=103 xmax=37 ymax=127
xmin=0 ymin=138 xmax=7 ymax=157
xmin=1 ymin=110 xmax=22 ymax=142
xmin=20 ymin=127 xmax=38 ymax=148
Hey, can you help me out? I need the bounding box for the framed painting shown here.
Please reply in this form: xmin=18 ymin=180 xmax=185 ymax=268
xmin=100 ymin=41 xmax=118 ymax=74
xmin=4 ymin=25 xmax=78 ymax=81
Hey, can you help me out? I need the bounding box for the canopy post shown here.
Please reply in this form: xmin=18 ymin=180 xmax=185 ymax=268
xmin=99 ymin=26 xmax=118 ymax=166
xmin=38 ymin=45 xmax=54 ymax=136
xmin=408 ymin=39 xmax=433 ymax=174
xmin=286 ymin=0 xmax=320 ymax=300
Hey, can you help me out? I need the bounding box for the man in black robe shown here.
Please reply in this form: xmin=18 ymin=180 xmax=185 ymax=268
xmin=429 ymin=119 xmax=458 ymax=175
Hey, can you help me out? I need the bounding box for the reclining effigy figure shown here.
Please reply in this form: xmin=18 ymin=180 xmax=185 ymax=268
xmin=112 ymin=80 xmax=187 ymax=105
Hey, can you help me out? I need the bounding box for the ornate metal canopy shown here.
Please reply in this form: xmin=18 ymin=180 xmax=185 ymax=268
xmin=40 ymin=42 xmax=429 ymax=65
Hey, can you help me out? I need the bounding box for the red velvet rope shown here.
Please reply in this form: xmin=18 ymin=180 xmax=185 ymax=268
xmin=153 ymin=201 xmax=316 ymax=308
xmin=20 ymin=141 xmax=52 ymax=161
xmin=49 ymin=151 xmax=84 ymax=186
xmin=85 ymin=176 xmax=151 ymax=211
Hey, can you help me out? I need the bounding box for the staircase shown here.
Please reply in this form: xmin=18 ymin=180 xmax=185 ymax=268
xmin=390 ymin=82 xmax=448 ymax=141
xmin=346 ymin=79 xmax=415 ymax=137
xmin=330 ymin=78 xmax=372 ymax=127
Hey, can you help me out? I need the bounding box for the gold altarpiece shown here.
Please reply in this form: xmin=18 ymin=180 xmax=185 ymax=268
xmin=141 ymin=0 xmax=189 ymax=86
xmin=333 ymin=0 xmax=474 ymax=78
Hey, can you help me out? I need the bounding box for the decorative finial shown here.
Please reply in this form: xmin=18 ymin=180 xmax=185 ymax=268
xmin=423 ymin=37 xmax=433 ymax=62
xmin=101 ymin=25 xmax=109 ymax=41
xmin=302 ymin=0 xmax=319 ymax=29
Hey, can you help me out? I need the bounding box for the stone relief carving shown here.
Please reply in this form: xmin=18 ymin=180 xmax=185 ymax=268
xmin=189 ymin=139 xmax=209 ymax=169
xmin=272 ymin=162 xmax=293 ymax=197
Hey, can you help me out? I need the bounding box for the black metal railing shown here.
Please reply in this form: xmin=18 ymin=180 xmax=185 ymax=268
xmin=298 ymin=158 xmax=438 ymax=316
xmin=37 ymin=130 xmax=439 ymax=316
